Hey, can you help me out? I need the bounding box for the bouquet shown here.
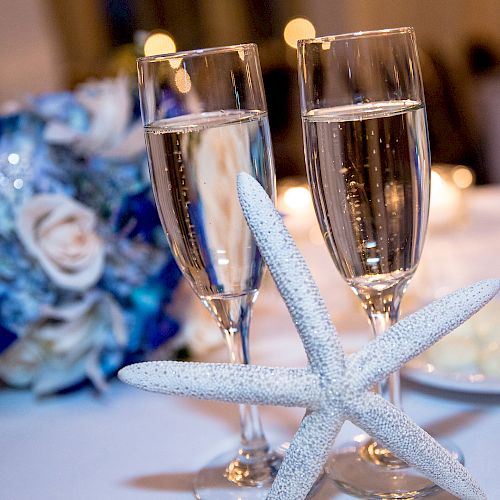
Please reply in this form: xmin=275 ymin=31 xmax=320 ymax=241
xmin=0 ymin=76 xmax=188 ymax=396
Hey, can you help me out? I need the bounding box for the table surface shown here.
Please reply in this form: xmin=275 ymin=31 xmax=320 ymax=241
xmin=2 ymin=186 xmax=500 ymax=500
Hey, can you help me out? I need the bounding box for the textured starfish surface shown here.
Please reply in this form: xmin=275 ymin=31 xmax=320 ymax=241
xmin=119 ymin=173 xmax=499 ymax=500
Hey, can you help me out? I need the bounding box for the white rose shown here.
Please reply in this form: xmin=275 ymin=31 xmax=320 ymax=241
xmin=0 ymin=292 xmax=127 ymax=396
xmin=43 ymin=75 xmax=145 ymax=160
xmin=16 ymin=194 xmax=105 ymax=291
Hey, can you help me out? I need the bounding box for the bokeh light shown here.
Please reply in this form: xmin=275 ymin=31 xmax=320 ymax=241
xmin=431 ymin=169 xmax=445 ymax=193
xmin=144 ymin=31 xmax=176 ymax=57
xmin=175 ymin=68 xmax=191 ymax=93
xmin=452 ymin=166 xmax=475 ymax=189
xmin=283 ymin=18 xmax=316 ymax=49
xmin=283 ymin=186 xmax=312 ymax=211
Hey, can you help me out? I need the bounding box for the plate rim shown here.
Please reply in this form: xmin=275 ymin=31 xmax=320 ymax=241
xmin=403 ymin=359 xmax=500 ymax=394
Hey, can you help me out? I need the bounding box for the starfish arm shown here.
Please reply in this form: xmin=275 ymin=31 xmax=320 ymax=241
xmin=349 ymin=279 xmax=500 ymax=390
xmin=237 ymin=173 xmax=345 ymax=379
xmin=349 ymin=393 xmax=486 ymax=500
xmin=267 ymin=408 xmax=344 ymax=500
xmin=118 ymin=361 xmax=322 ymax=408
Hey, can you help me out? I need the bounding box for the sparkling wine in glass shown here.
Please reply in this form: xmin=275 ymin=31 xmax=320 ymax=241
xmin=138 ymin=44 xmax=280 ymax=500
xmin=299 ymin=27 xmax=461 ymax=498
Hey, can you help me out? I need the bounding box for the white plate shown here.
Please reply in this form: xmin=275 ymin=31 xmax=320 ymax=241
xmin=402 ymin=295 xmax=500 ymax=394
xmin=403 ymin=360 xmax=500 ymax=394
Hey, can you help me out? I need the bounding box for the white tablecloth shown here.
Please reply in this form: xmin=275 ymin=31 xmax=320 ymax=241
xmin=2 ymin=186 xmax=500 ymax=499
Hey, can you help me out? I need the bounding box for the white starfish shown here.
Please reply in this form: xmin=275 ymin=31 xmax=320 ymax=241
xmin=119 ymin=173 xmax=499 ymax=500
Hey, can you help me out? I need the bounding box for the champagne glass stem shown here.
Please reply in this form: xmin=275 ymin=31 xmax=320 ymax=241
xmin=357 ymin=281 xmax=408 ymax=466
xmin=212 ymin=296 xmax=275 ymax=486
xmin=224 ymin=324 xmax=269 ymax=455
xmin=366 ymin=304 xmax=402 ymax=410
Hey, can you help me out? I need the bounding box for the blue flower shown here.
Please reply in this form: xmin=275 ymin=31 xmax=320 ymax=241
xmin=115 ymin=187 xmax=162 ymax=243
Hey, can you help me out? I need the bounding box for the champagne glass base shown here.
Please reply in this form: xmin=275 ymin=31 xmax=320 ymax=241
xmin=193 ymin=447 xmax=283 ymax=499
xmin=194 ymin=443 xmax=326 ymax=499
xmin=325 ymin=435 xmax=464 ymax=499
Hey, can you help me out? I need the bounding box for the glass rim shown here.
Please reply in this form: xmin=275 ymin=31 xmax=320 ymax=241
xmin=297 ymin=26 xmax=415 ymax=47
xmin=137 ymin=42 xmax=258 ymax=64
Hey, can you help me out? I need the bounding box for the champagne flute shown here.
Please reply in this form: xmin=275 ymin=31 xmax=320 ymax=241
xmin=138 ymin=44 xmax=280 ymax=499
xmin=298 ymin=28 xmax=460 ymax=498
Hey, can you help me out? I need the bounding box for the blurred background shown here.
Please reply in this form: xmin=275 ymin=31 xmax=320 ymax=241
xmin=2 ymin=0 xmax=499 ymax=182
